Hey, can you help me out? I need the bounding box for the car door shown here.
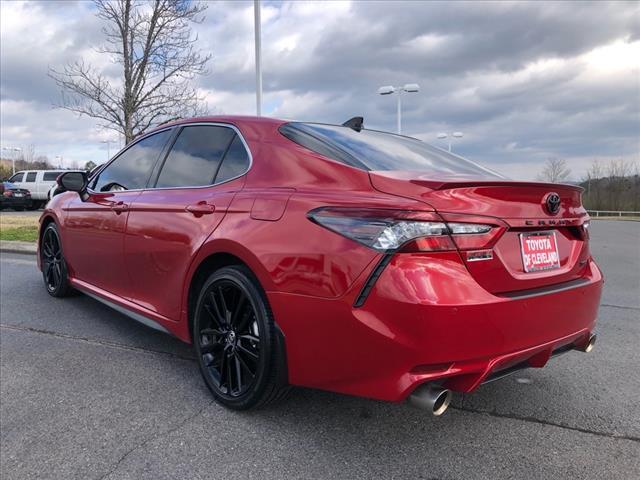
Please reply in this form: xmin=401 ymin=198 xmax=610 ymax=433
xmin=8 ymin=172 xmax=24 ymax=188
xmin=63 ymin=129 xmax=174 ymax=299
xmin=124 ymin=124 xmax=251 ymax=321
xmin=23 ymin=171 xmax=37 ymax=195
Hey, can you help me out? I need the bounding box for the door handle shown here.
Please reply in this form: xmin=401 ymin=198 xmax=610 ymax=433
xmin=185 ymin=203 xmax=215 ymax=216
xmin=111 ymin=202 xmax=129 ymax=214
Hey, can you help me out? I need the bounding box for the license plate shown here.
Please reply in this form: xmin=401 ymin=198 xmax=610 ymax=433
xmin=519 ymin=232 xmax=560 ymax=272
xmin=14 ymin=193 xmax=22 ymax=197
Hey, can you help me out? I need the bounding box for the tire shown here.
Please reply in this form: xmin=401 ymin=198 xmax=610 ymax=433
xmin=193 ymin=265 xmax=289 ymax=410
xmin=14 ymin=207 xmax=25 ymax=212
xmin=28 ymin=202 xmax=39 ymax=211
xmin=40 ymin=223 xmax=73 ymax=297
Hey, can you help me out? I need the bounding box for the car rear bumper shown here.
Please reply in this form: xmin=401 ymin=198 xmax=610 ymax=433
xmin=0 ymin=197 xmax=32 ymax=208
xmin=268 ymin=253 xmax=603 ymax=402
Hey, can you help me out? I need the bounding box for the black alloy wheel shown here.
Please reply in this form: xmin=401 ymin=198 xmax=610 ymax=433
xmin=40 ymin=223 xmax=72 ymax=297
xmin=194 ymin=266 xmax=288 ymax=410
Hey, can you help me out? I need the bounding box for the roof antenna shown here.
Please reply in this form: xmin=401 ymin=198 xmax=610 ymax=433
xmin=342 ymin=116 xmax=364 ymax=132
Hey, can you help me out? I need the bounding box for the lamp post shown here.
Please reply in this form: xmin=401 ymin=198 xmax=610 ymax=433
xmin=55 ymin=155 xmax=63 ymax=168
xmin=101 ymin=140 xmax=115 ymax=160
xmin=437 ymin=132 xmax=464 ymax=152
xmin=377 ymin=83 xmax=420 ymax=134
xmin=1 ymin=146 xmax=22 ymax=175
xmin=254 ymin=0 xmax=262 ymax=116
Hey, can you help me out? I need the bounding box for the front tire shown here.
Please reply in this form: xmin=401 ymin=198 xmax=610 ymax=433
xmin=193 ymin=265 xmax=288 ymax=410
xmin=40 ymin=223 xmax=72 ymax=297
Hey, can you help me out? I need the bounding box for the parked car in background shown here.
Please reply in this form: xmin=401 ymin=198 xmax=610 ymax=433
xmin=8 ymin=170 xmax=84 ymax=209
xmin=39 ymin=115 xmax=601 ymax=414
xmin=0 ymin=181 xmax=32 ymax=211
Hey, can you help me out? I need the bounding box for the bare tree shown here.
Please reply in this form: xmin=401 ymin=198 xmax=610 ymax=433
xmin=537 ymin=158 xmax=571 ymax=183
xmin=50 ymin=0 xmax=211 ymax=144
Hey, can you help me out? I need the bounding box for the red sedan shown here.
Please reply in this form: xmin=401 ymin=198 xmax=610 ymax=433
xmin=38 ymin=116 xmax=601 ymax=414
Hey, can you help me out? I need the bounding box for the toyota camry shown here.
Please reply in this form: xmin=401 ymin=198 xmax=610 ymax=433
xmin=38 ymin=116 xmax=602 ymax=414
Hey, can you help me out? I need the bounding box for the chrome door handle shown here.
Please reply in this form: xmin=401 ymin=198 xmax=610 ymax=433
xmin=185 ymin=203 xmax=215 ymax=215
xmin=112 ymin=202 xmax=129 ymax=214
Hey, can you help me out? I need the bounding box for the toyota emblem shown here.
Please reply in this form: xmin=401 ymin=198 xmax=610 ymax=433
xmin=544 ymin=192 xmax=561 ymax=215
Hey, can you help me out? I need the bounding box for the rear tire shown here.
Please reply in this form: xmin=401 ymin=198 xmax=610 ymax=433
xmin=40 ymin=223 xmax=73 ymax=297
xmin=193 ymin=265 xmax=289 ymax=410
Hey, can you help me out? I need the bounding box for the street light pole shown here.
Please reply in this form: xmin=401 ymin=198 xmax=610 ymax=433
xmin=437 ymin=132 xmax=464 ymax=152
xmin=1 ymin=146 xmax=22 ymax=175
xmin=254 ymin=0 xmax=262 ymax=116
xmin=378 ymin=84 xmax=420 ymax=135
xmin=101 ymin=140 xmax=113 ymax=160
xmin=396 ymin=93 xmax=402 ymax=135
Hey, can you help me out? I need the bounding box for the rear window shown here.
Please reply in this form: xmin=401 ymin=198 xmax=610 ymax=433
xmin=43 ymin=171 xmax=62 ymax=181
xmin=281 ymin=122 xmax=503 ymax=179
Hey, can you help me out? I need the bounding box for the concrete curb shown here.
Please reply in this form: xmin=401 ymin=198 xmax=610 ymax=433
xmin=0 ymin=241 xmax=37 ymax=255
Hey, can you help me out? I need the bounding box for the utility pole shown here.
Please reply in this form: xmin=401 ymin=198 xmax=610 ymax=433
xmin=254 ymin=0 xmax=262 ymax=116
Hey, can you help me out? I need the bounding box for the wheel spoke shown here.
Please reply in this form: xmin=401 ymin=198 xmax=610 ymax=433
xmin=233 ymin=355 xmax=242 ymax=390
xmin=204 ymin=302 xmax=224 ymax=328
xmin=53 ymin=263 xmax=62 ymax=285
xmin=239 ymin=334 xmax=259 ymax=344
xmin=237 ymin=344 xmax=259 ymax=360
xmin=208 ymin=291 xmax=227 ymax=325
xmin=235 ymin=350 xmax=255 ymax=376
xmin=230 ymin=293 xmax=246 ymax=328
xmin=217 ymin=286 xmax=229 ymax=323
xmin=226 ymin=352 xmax=234 ymax=394
xmin=200 ymin=327 xmax=224 ymax=337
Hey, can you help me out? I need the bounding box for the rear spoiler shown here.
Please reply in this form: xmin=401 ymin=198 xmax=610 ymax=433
xmin=410 ymin=179 xmax=584 ymax=193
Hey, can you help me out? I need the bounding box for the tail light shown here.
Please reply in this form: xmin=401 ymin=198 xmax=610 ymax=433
xmin=308 ymin=208 xmax=506 ymax=253
xmin=3 ymin=190 xmax=13 ymax=197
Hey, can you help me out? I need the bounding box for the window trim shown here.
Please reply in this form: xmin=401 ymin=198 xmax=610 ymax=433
xmin=87 ymin=122 xmax=252 ymax=194
xmin=87 ymin=126 xmax=178 ymax=194
xmin=148 ymin=122 xmax=253 ymax=191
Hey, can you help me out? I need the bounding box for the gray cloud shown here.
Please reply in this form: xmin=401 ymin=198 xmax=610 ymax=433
xmin=1 ymin=0 xmax=638 ymax=178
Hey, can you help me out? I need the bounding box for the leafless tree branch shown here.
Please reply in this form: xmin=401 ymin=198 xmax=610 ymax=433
xmin=49 ymin=0 xmax=210 ymax=144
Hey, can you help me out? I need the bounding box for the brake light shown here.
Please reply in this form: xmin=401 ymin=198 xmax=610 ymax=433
xmin=308 ymin=208 xmax=505 ymax=253
xmin=3 ymin=191 xmax=13 ymax=197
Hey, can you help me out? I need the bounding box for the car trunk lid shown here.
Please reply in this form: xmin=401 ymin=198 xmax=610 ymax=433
xmin=369 ymin=171 xmax=591 ymax=294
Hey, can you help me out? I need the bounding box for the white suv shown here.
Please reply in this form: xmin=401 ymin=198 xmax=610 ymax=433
xmin=7 ymin=170 xmax=84 ymax=209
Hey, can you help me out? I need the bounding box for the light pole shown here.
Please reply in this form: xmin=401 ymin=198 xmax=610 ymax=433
xmin=55 ymin=155 xmax=63 ymax=168
xmin=254 ymin=0 xmax=262 ymax=116
xmin=1 ymin=146 xmax=22 ymax=175
xmin=101 ymin=140 xmax=115 ymax=160
xmin=377 ymin=83 xmax=420 ymax=134
xmin=437 ymin=132 xmax=464 ymax=152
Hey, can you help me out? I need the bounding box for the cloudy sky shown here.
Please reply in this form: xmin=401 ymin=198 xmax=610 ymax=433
xmin=1 ymin=0 xmax=638 ymax=179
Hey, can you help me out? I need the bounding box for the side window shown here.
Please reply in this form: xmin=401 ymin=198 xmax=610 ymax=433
xmin=155 ymin=126 xmax=235 ymax=189
xmin=215 ymin=134 xmax=251 ymax=183
xmin=25 ymin=172 xmax=37 ymax=182
xmin=43 ymin=171 xmax=62 ymax=181
xmin=92 ymin=130 xmax=172 ymax=192
xmin=8 ymin=173 xmax=24 ymax=182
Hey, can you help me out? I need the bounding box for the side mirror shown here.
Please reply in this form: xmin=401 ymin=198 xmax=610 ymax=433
xmin=58 ymin=171 xmax=89 ymax=201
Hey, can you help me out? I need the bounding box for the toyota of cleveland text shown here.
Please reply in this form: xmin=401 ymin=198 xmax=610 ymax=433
xmin=39 ymin=116 xmax=602 ymax=415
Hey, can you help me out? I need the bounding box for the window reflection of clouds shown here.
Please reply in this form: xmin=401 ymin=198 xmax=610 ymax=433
xmin=93 ymin=131 xmax=171 ymax=191
xmin=156 ymin=126 xmax=235 ymax=188
xmin=300 ymin=124 xmax=503 ymax=178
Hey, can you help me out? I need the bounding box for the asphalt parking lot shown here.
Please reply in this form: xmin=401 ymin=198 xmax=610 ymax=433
xmin=1 ymin=221 xmax=639 ymax=479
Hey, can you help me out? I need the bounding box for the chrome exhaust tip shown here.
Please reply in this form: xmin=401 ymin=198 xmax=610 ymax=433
xmin=408 ymin=384 xmax=452 ymax=416
xmin=581 ymin=334 xmax=597 ymax=353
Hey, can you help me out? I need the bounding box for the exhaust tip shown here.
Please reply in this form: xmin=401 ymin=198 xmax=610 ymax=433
xmin=583 ymin=334 xmax=597 ymax=353
xmin=408 ymin=384 xmax=453 ymax=416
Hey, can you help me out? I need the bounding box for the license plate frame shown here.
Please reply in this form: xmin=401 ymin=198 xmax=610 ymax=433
xmin=519 ymin=231 xmax=561 ymax=273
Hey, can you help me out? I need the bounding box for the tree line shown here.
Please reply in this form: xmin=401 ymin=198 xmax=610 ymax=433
xmin=537 ymin=158 xmax=639 ymax=212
